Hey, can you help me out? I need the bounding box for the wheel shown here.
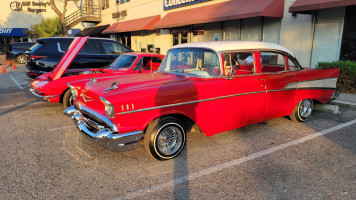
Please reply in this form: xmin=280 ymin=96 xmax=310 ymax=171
xmin=63 ymin=89 xmax=74 ymax=109
xmin=16 ymin=54 xmax=26 ymax=64
xmin=144 ymin=117 xmax=186 ymax=160
xmin=289 ymin=99 xmax=313 ymax=122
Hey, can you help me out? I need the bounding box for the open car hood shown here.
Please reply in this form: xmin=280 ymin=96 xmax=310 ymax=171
xmin=50 ymin=36 xmax=89 ymax=80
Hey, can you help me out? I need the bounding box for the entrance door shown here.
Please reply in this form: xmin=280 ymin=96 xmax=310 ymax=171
xmin=172 ymin=29 xmax=189 ymax=46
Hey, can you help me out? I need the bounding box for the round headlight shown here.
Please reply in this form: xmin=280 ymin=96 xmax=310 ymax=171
xmin=100 ymin=97 xmax=115 ymax=118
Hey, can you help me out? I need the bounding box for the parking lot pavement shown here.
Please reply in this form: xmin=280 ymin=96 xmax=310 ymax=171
xmin=0 ymin=69 xmax=355 ymax=199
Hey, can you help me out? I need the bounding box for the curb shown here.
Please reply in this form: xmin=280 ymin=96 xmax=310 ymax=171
xmin=330 ymin=100 xmax=356 ymax=110
xmin=314 ymin=104 xmax=339 ymax=114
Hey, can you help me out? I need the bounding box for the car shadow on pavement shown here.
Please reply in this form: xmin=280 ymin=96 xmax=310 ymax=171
xmin=155 ymin=77 xmax=198 ymax=199
xmin=0 ymin=99 xmax=39 ymax=117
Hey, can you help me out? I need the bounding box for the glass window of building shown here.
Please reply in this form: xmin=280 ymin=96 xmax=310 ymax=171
xmin=117 ymin=0 xmax=130 ymax=4
xmin=102 ymin=0 xmax=109 ymax=9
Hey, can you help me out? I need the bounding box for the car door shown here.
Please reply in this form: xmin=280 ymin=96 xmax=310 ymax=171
xmin=215 ymin=51 xmax=265 ymax=133
xmin=260 ymin=52 xmax=297 ymax=120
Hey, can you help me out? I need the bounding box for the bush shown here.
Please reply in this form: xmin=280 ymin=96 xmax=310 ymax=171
xmin=315 ymin=60 xmax=356 ymax=94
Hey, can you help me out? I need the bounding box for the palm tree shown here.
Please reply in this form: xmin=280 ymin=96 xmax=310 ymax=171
xmin=32 ymin=17 xmax=64 ymax=38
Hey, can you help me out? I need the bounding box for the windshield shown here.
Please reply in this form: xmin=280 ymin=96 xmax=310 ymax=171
xmin=109 ymin=54 xmax=137 ymax=71
xmin=159 ymin=48 xmax=220 ymax=77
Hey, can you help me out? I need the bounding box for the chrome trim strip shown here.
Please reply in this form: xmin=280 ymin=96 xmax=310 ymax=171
xmin=30 ymin=88 xmax=60 ymax=99
xmin=267 ymin=87 xmax=336 ymax=93
xmin=117 ymin=90 xmax=265 ymax=115
xmin=284 ymin=77 xmax=337 ymax=89
xmin=117 ymin=77 xmax=337 ymax=115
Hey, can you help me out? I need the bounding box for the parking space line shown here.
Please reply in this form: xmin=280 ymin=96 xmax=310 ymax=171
xmin=48 ymin=125 xmax=76 ymax=132
xmin=122 ymin=119 xmax=356 ymax=199
xmin=9 ymin=75 xmax=24 ymax=89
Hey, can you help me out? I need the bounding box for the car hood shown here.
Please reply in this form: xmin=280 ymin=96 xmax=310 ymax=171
xmin=81 ymin=72 xmax=184 ymax=97
xmin=50 ymin=36 xmax=89 ymax=80
xmin=73 ymin=72 xmax=197 ymax=111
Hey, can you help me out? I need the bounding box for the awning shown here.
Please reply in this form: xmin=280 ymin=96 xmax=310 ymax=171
xmin=75 ymin=24 xmax=109 ymax=37
xmin=152 ymin=0 xmax=284 ymax=29
xmin=102 ymin=15 xmax=161 ymax=34
xmin=0 ymin=28 xmax=27 ymax=37
xmin=289 ymin=0 xmax=356 ymax=13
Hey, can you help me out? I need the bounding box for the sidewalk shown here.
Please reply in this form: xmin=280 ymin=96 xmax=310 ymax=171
xmin=331 ymin=93 xmax=356 ymax=110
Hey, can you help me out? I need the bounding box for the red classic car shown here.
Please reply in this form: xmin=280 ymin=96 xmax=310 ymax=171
xmin=30 ymin=37 xmax=164 ymax=108
xmin=64 ymin=41 xmax=340 ymax=160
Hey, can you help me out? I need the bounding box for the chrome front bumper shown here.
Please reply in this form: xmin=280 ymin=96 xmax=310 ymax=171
xmin=64 ymin=106 xmax=143 ymax=152
xmin=29 ymin=87 xmax=60 ymax=101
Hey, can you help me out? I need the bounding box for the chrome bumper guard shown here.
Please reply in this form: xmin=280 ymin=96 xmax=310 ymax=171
xmin=63 ymin=106 xmax=143 ymax=152
xmin=29 ymin=87 xmax=60 ymax=101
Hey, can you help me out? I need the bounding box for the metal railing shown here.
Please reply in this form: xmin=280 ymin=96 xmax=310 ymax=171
xmin=65 ymin=5 xmax=101 ymax=27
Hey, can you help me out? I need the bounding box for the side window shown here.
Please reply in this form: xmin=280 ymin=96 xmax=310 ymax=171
xmin=260 ymin=52 xmax=285 ymax=73
xmin=288 ymin=58 xmax=298 ymax=71
xmin=102 ymin=42 xmax=128 ymax=54
xmin=151 ymin=57 xmax=162 ymax=63
xmin=80 ymin=40 xmax=101 ymax=54
xmin=223 ymin=52 xmax=255 ymax=76
xmin=57 ymin=40 xmax=72 ymax=53
xmin=133 ymin=58 xmax=143 ymax=70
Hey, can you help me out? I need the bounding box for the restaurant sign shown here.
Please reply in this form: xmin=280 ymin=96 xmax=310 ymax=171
xmin=10 ymin=1 xmax=50 ymax=13
xmin=164 ymin=0 xmax=212 ymax=10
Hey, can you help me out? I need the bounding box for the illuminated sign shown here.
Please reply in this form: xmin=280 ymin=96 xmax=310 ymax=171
xmin=0 ymin=28 xmax=27 ymax=36
xmin=163 ymin=0 xmax=212 ymax=10
xmin=10 ymin=1 xmax=50 ymax=13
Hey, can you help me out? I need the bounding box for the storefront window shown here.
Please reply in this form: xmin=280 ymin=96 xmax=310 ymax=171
xmin=241 ymin=17 xmax=261 ymax=41
xmin=311 ymin=7 xmax=345 ymax=67
xmin=340 ymin=6 xmax=356 ymax=61
xmin=181 ymin=32 xmax=188 ymax=44
xmin=172 ymin=30 xmax=189 ymax=46
xmin=101 ymin=0 xmax=109 ymax=9
xmin=223 ymin=20 xmax=240 ymax=41
xmin=117 ymin=0 xmax=130 ymax=4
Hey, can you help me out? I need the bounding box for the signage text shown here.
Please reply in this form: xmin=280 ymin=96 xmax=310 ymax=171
xmin=164 ymin=0 xmax=211 ymax=10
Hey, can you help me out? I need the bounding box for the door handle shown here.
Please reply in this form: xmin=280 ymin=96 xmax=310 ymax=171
xmin=286 ymin=75 xmax=295 ymax=77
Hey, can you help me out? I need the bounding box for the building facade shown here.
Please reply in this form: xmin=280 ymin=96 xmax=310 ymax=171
xmin=1 ymin=0 xmax=355 ymax=67
xmin=0 ymin=0 xmax=99 ymax=52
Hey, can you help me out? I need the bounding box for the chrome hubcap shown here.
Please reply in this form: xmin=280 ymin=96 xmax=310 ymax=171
xmin=300 ymin=99 xmax=312 ymax=119
xmin=157 ymin=125 xmax=183 ymax=156
xmin=18 ymin=56 xmax=25 ymax=63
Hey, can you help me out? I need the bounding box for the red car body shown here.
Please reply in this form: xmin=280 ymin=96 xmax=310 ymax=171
xmin=30 ymin=37 xmax=164 ymax=108
xmin=64 ymin=41 xmax=340 ymax=160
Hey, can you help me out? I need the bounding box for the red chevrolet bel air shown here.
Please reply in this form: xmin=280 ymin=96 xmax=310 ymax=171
xmin=64 ymin=41 xmax=340 ymax=160
xmin=30 ymin=37 xmax=164 ymax=108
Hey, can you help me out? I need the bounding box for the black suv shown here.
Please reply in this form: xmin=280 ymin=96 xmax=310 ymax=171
xmin=5 ymin=42 xmax=36 ymax=64
xmin=25 ymin=37 xmax=132 ymax=79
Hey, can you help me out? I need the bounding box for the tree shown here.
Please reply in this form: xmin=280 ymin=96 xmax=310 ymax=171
xmin=29 ymin=17 xmax=63 ymax=38
xmin=50 ymin=0 xmax=69 ymax=36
